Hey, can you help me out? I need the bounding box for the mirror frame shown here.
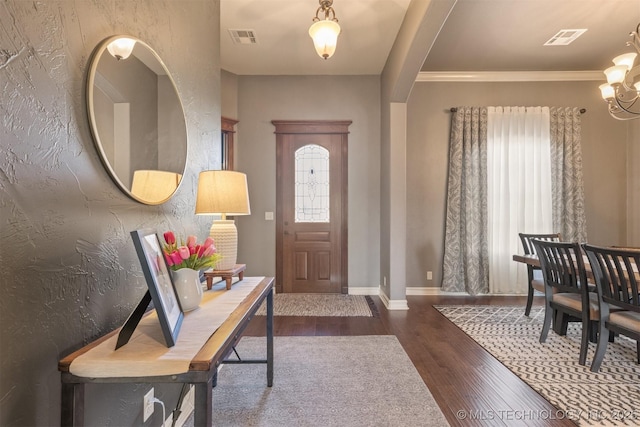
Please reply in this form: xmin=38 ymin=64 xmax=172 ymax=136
xmin=86 ymin=35 xmax=187 ymax=205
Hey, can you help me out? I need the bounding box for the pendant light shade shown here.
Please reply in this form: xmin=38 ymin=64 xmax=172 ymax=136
xmin=309 ymin=0 xmax=341 ymax=60
xmin=309 ymin=19 xmax=341 ymax=60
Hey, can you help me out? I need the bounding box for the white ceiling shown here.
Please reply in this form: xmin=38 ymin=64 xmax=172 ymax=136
xmin=221 ymin=0 xmax=640 ymax=76
xmin=221 ymin=0 xmax=412 ymax=75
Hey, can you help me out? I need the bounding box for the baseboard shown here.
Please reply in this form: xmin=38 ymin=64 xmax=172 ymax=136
xmin=406 ymin=286 xmax=529 ymax=296
xmin=348 ymin=286 xmax=380 ymax=295
xmin=406 ymin=286 xmax=466 ymax=295
xmin=378 ymin=291 xmax=409 ymax=310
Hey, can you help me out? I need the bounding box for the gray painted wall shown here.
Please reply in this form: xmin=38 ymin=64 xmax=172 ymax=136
xmin=406 ymin=80 xmax=633 ymax=290
xmin=1 ymin=1 xmax=221 ymax=425
xmin=234 ymin=75 xmax=381 ymax=290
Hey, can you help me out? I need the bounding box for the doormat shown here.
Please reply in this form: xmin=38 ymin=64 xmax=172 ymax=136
xmin=255 ymin=294 xmax=379 ymax=317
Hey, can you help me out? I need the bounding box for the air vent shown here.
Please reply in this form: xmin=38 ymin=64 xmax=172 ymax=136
xmin=228 ymin=29 xmax=257 ymax=44
xmin=544 ymin=29 xmax=587 ymax=46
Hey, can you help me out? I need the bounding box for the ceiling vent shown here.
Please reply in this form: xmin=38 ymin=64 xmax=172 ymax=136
xmin=228 ymin=29 xmax=257 ymax=44
xmin=544 ymin=29 xmax=587 ymax=46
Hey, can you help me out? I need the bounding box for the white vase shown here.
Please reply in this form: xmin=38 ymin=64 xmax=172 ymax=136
xmin=171 ymin=268 xmax=203 ymax=312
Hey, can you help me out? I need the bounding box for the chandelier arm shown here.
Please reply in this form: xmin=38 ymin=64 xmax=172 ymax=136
xmin=608 ymin=103 xmax=639 ymax=120
xmin=628 ymin=23 xmax=640 ymax=53
xmin=313 ymin=5 xmax=323 ymax=22
xmin=612 ymin=95 xmax=640 ymax=115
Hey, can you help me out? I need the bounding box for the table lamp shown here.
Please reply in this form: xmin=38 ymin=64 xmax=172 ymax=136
xmin=195 ymin=170 xmax=251 ymax=270
xmin=130 ymin=170 xmax=182 ymax=205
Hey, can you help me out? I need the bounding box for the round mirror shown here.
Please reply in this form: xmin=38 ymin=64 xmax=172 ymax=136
xmin=87 ymin=35 xmax=187 ymax=205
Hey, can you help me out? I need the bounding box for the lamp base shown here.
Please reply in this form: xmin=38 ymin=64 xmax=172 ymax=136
xmin=209 ymin=219 xmax=237 ymax=270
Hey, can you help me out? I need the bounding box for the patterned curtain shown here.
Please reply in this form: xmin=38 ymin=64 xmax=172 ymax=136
xmin=442 ymin=107 xmax=489 ymax=294
xmin=549 ymin=107 xmax=587 ymax=242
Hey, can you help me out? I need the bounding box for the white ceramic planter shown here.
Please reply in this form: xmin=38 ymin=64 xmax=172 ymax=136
xmin=171 ymin=268 xmax=203 ymax=312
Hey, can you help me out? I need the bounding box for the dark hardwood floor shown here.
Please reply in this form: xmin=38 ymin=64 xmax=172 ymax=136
xmin=244 ymin=294 xmax=576 ymax=426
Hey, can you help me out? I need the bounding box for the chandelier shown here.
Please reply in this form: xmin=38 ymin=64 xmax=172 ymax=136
xmin=599 ymin=23 xmax=640 ymax=120
xmin=308 ymin=0 xmax=341 ymax=60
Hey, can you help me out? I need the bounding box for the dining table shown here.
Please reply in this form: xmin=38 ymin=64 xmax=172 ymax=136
xmin=512 ymin=252 xmax=640 ymax=282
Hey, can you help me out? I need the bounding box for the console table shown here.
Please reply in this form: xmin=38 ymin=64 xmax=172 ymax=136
xmin=58 ymin=276 xmax=274 ymax=426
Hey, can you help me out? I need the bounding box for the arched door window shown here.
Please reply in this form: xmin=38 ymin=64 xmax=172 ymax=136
xmin=295 ymin=144 xmax=330 ymax=223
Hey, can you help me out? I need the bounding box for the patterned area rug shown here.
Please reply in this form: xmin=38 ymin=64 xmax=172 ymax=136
xmin=436 ymin=305 xmax=640 ymax=426
xmin=186 ymin=336 xmax=448 ymax=426
xmin=255 ymin=294 xmax=378 ymax=317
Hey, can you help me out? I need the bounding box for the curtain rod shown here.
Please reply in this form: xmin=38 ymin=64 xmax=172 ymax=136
xmin=449 ymin=107 xmax=587 ymax=114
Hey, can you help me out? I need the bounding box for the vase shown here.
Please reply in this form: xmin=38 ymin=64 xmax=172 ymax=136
xmin=171 ymin=268 xmax=203 ymax=312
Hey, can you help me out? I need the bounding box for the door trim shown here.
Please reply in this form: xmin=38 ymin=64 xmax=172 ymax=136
xmin=273 ymin=120 xmax=351 ymax=294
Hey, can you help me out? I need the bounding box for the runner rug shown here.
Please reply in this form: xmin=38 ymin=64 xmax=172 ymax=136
xmin=187 ymin=336 xmax=448 ymax=426
xmin=255 ymin=293 xmax=378 ymax=317
xmin=436 ymin=305 xmax=640 ymax=426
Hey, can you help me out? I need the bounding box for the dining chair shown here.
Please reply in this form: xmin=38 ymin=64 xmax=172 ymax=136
xmin=582 ymin=244 xmax=640 ymax=372
xmin=533 ymin=239 xmax=596 ymax=366
xmin=519 ymin=233 xmax=562 ymax=316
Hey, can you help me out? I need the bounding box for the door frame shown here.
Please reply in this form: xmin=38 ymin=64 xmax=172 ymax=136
xmin=272 ymin=120 xmax=351 ymax=294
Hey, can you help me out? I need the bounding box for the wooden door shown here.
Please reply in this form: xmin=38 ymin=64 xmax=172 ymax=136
xmin=273 ymin=120 xmax=351 ymax=294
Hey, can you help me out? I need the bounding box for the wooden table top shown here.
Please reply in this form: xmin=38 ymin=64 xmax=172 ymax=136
xmin=59 ymin=277 xmax=274 ymax=378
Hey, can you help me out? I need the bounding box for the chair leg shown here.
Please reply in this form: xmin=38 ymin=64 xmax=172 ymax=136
xmin=588 ymin=321 xmax=597 ymax=343
xmin=579 ymin=319 xmax=590 ymax=366
xmin=525 ymin=281 xmax=534 ymax=317
xmin=554 ymin=310 xmax=570 ymax=336
xmin=590 ymin=321 xmax=610 ymax=373
xmin=540 ymin=303 xmax=552 ymax=343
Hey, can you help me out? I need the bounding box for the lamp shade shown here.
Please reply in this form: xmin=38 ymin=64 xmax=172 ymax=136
xmin=604 ymin=65 xmax=628 ymax=85
xmin=195 ymin=170 xmax=251 ymax=271
xmin=599 ymin=83 xmax=615 ymax=100
xmin=612 ymin=52 xmax=637 ymax=71
xmin=309 ymin=19 xmax=341 ymax=59
xmin=195 ymin=170 xmax=251 ymax=216
xmin=130 ymin=170 xmax=181 ymax=205
xmin=107 ymin=37 xmax=136 ymax=60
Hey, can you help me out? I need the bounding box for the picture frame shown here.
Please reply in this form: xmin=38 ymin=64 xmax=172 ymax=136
xmin=124 ymin=228 xmax=183 ymax=348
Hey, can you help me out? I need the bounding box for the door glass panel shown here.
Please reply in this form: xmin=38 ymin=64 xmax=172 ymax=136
xmin=295 ymin=144 xmax=329 ymax=223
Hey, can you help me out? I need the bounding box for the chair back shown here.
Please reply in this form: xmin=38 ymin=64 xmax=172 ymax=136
xmin=519 ymin=233 xmax=561 ymax=255
xmin=532 ymin=239 xmax=587 ymax=296
xmin=582 ymin=244 xmax=640 ymax=313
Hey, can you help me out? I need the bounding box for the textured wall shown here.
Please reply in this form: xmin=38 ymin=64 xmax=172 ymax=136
xmin=0 ymin=1 xmax=220 ymax=425
xmin=406 ymin=80 xmax=630 ymax=291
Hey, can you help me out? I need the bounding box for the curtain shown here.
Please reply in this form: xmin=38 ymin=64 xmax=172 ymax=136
xmin=487 ymin=107 xmax=553 ymax=294
xmin=550 ymin=107 xmax=587 ymax=243
xmin=442 ymin=107 xmax=489 ymax=294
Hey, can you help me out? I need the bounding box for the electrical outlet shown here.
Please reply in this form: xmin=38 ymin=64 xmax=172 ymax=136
xmin=383 ymin=276 xmax=387 ymax=287
xmin=427 ymin=271 xmax=433 ymax=281
xmin=143 ymin=388 xmax=155 ymax=422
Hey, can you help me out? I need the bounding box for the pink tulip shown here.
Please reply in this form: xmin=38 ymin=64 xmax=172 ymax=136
xmin=197 ymin=244 xmax=206 ymax=257
xmin=186 ymin=235 xmax=197 ymax=249
xmin=178 ymin=246 xmax=190 ymax=260
xmin=203 ymin=245 xmax=216 ymax=257
xmin=170 ymin=251 xmax=183 ymax=266
xmin=191 ymin=244 xmax=199 ymax=256
xmin=203 ymin=237 xmax=214 ymax=249
xmin=163 ymin=231 xmax=176 ymax=245
xmin=164 ymin=253 xmax=174 ymax=266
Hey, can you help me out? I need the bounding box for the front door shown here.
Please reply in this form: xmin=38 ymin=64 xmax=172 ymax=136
xmin=273 ymin=120 xmax=351 ymax=293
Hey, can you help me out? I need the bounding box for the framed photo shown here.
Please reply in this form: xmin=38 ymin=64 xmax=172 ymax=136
xmin=129 ymin=229 xmax=183 ymax=347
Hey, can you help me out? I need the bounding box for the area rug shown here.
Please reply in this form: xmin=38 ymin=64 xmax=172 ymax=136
xmin=254 ymin=294 xmax=378 ymax=317
xmin=436 ymin=305 xmax=640 ymax=426
xmin=187 ymin=336 xmax=448 ymax=426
